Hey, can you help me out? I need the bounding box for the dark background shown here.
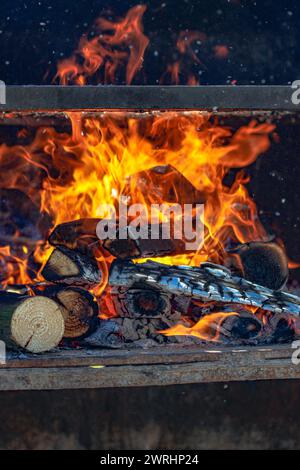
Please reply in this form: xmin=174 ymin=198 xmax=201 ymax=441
xmin=0 ymin=0 xmax=299 ymax=85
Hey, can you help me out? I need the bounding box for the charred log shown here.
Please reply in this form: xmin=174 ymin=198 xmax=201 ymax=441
xmin=0 ymin=293 xmax=65 ymax=352
xmin=41 ymin=246 xmax=102 ymax=286
xmin=41 ymin=286 xmax=98 ymax=339
xmin=108 ymin=285 xmax=179 ymax=321
xmin=109 ymin=260 xmax=300 ymax=316
xmin=123 ymin=165 xmax=205 ymax=206
xmin=81 ymin=319 xmax=123 ymax=348
xmin=269 ymin=313 xmax=296 ymax=344
xmin=49 ymin=218 xmax=190 ymax=260
xmin=114 ymin=317 xmax=186 ymax=344
xmin=225 ymin=241 xmax=289 ymax=290
xmin=48 ymin=218 xmax=100 ymax=253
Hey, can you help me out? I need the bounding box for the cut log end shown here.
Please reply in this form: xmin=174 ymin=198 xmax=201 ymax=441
xmin=41 ymin=246 xmax=102 ymax=286
xmin=52 ymin=287 xmax=98 ymax=338
xmin=10 ymin=296 xmax=65 ymax=353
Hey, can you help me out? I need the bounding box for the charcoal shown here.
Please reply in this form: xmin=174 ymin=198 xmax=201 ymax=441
xmin=81 ymin=319 xmax=123 ymax=348
xmin=221 ymin=315 xmax=262 ymax=340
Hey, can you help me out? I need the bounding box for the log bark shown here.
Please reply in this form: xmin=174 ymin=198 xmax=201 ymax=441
xmin=219 ymin=312 xmax=262 ymax=342
xmin=0 ymin=293 xmax=65 ymax=352
xmin=41 ymin=246 xmax=102 ymax=286
xmin=109 ymin=260 xmax=300 ymax=317
xmin=0 ymin=189 xmax=52 ymax=250
xmin=48 ymin=218 xmax=100 ymax=253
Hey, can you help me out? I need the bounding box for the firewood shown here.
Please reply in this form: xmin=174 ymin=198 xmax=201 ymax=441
xmin=49 ymin=218 xmax=190 ymax=260
xmin=114 ymin=317 xmax=182 ymax=344
xmin=102 ymin=228 xmax=187 ymax=260
xmin=225 ymin=241 xmax=289 ymax=290
xmin=48 ymin=218 xmax=100 ymax=253
xmin=41 ymin=246 xmax=102 ymax=286
xmin=0 ymin=293 xmax=65 ymax=352
xmin=41 ymin=286 xmax=98 ymax=339
xmin=81 ymin=319 xmax=123 ymax=348
xmin=220 ymin=312 xmax=262 ymax=341
xmin=0 ymin=188 xmax=52 ymax=250
xmin=108 ymin=285 xmax=180 ymax=321
xmin=109 ymin=260 xmax=300 ymax=317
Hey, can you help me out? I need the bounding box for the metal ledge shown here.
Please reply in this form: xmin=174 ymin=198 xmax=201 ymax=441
xmin=0 ymin=85 xmax=298 ymax=111
xmin=1 ymin=344 xmax=299 ymax=390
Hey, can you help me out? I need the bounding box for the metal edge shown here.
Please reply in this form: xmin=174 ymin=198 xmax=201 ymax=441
xmin=0 ymin=85 xmax=298 ymax=111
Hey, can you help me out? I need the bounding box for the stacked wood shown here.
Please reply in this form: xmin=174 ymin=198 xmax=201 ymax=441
xmin=0 ymin=293 xmax=65 ymax=352
xmin=108 ymin=285 xmax=178 ymax=320
xmin=41 ymin=246 xmax=102 ymax=287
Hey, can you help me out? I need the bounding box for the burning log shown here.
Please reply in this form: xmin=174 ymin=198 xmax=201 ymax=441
xmin=225 ymin=241 xmax=289 ymax=290
xmin=48 ymin=218 xmax=188 ymax=260
xmin=102 ymin=230 xmax=187 ymax=260
xmin=123 ymin=165 xmax=205 ymax=206
xmin=108 ymin=285 xmax=177 ymax=320
xmin=41 ymin=286 xmax=98 ymax=339
xmin=41 ymin=246 xmax=102 ymax=287
xmin=109 ymin=260 xmax=300 ymax=316
xmin=220 ymin=312 xmax=262 ymax=342
xmin=0 ymin=293 xmax=65 ymax=352
xmin=48 ymin=218 xmax=100 ymax=253
xmin=0 ymin=188 xmax=52 ymax=250
xmin=114 ymin=317 xmax=185 ymax=344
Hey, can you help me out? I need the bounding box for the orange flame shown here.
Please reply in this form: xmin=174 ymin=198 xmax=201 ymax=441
xmin=0 ymin=111 xmax=274 ymax=288
xmin=160 ymin=311 xmax=239 ymax=341
xmin=54 ymin=5 xmax=149 ymax=85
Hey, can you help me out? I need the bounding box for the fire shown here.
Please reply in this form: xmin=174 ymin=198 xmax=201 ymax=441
xmin=54 ymin=5 xmax=149 ymax=85
xmin=160 ymin=312 xmax=239 ymax=342
xmin=0 ymin=111 xmax=274 ymax=288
